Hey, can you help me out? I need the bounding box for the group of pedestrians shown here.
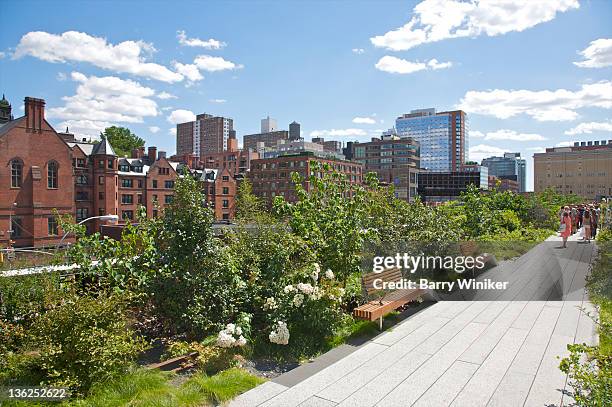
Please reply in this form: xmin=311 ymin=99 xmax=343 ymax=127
xmin=558 ymin=203 xmax=601 ymax=248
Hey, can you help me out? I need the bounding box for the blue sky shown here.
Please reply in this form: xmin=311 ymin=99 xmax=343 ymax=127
xmin=1 ymin=0 xmax=611 ymax=190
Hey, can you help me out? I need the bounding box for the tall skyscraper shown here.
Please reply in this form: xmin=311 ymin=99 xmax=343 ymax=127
xmin=481 ymin=152 xmax=527 ymax=192
xmin=176 ymin=113 xmax=234 ymax=158
xmin=289 ymin=121 xmax=301 ymax=140
xmin=261 ymin=116 xmax=277 ymax=133
xmin=395 ymin=108 xmax=468 ymax=172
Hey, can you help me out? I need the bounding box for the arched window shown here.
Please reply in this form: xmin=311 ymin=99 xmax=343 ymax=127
xmin=11 ymin=159 xmax=22 ymax=188
xmin=48 ymin=161 xmax=58 ymax=189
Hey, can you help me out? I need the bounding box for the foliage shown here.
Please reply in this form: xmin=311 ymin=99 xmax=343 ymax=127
xmin=3 ymin=290 xmax=146 ymax=395
xmin=162 ymin=339 xmax=241 ymax=375
xmin=559 ymin=343 xmax=612 ymax=406
xmin=235 ymin=177 xmax=264 ymax=222
xmin=273 ymin=162 xmax=371 ymax=284
xmin=67 ymin=368 xmax=263 ymax=407
xmin=151 ymin=174 xmax=246 ymax=336
xmin=102 ymin=126 xmax=144 ymax=158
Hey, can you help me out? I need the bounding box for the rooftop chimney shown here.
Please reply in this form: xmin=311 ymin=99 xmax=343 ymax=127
xmin=24 ymin=97 xmax=45 ymax=133
xmin=148 ymin=146 xmax=157 ymax=163
xmin=157 ymin=151 xmax=166 ymax=160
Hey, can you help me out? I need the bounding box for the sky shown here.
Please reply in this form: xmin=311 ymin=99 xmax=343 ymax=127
xmin=0 ymin=0 xmax=611 ymax=191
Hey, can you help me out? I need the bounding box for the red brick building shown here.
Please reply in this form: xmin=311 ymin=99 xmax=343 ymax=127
xmin=250 ymin=152 xmax=363 ymax=203
xmin=0 ymin=97 xmax=75 ymax=247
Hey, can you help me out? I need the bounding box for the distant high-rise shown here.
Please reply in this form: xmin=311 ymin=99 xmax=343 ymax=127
xmin=176 ymin=113 xmax=234 ymax=158
xmin=395 ymin=108 xmax=467 ymax=172
xmin=261 ymin=116 xmax=277 ymax=133
xmin=289 ymin=121 xmax=301 ymax=140
xmin=481 ymin=152 xmax=527 ymax=192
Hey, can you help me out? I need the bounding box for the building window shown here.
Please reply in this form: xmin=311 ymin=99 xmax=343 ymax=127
xmin=121 ymin=194 xmax=133 ymax=204
xmin=99 ymin=208 xmax=105 ymax=216
xmin=137 ymin=194 xmax=143 ymax=204
xmin=108 ymin=159 xmax=114 ymax=169
xmin=98 ymin=176 xmax=104 ymax=185
xmin=152 ymin=180 xmax=158 ymax=188
xmin=47 ymin=161 xmax=58 ymax=188
xmin=138 ymin=179 xmax=143 ymax=188
xmin=152 ymin=194 xmax=158 ymax=202
xmin=122 ymin=210 xmax=134 ymax=220
xmin=11 ymin=217 xmax=23 ymax=238
xmin=222 ymin=187 xmax=229 ymax=195
xmin=164 ymin=180 xmax=175 ymax=189
xmin=222 ymin=175 xmax=229 ymax=181
xmin=98 ymin=160 xmax=104 ymax=169
xmin=48 ymin=216 xmax=59 ymax=236
xmin=76 ymin=191 xmax=89 ymax=201
xmin=11 ymin=159 xmax=22 ymax=188
xmin=76 ymin=208 xmax=89 ymax=222
xmin=76 ymin=174 xmax=88 ymax=185
xmin=99 ymin=191 xmax=105 ymax=200
xmin=165 ymin=195 xmax=173 ymax=204
xmin=222 ymin=213 xmax=230 ymax=220
xmin=222 ymin=199 xmax=229 ymax=208
xmin=152 ymin=209 xmax=158 ymax=217
xmin=122 ymin=179 xmax=133 ymax=188
xmin=76 ymin=158 xmax=86 ymax=168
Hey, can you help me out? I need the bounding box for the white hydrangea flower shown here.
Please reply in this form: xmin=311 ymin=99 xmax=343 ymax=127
xmin=311 ymin=263 xmax=320 ymax=282
xmin=235 ymin=326 xmax=243 ymax=336
xmin=293 ymin=293 xmax=304 ymax=307
xmin=297 ymin=282 xmax=314 ymax=295
xmin=283 ymin=285 xmax=295 ymax=294
xmin=263 ymin=297 xmax=278 ymax=310
xmin=216 ymin=330 xmax=235 ymax=348
xmin=325 ymin=269 xmax=334 ymax=279
xmin=269 ymin=321 xmax=290 ymax=345
xmin=235 ymin=335 xmax=247 ymax=347
xmin=309 ymin=286 xmax=323 ymax=300
xmin=225 ymin=323 xmax=236 ymax=334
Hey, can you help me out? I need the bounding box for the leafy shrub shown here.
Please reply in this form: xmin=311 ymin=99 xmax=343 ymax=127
xmin=0 ymin=272 xmax=63 ymax=325
xmin=559 ymin=343 xmax=611 ymax=406
xmin=18 ymin=291 xmax=147 ymax=394
xmin=162 ymin=339 xmax=240 ymax=375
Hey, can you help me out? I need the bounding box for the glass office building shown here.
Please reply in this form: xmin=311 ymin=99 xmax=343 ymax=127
xmin=395 ymin=108 xmax=467 ymax=172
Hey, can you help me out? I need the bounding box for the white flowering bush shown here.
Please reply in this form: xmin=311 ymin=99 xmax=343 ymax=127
xmin=215 ymin=313 xmax=252 ymax=348
xmin=265 ymin=263 xmax=345 ymax=351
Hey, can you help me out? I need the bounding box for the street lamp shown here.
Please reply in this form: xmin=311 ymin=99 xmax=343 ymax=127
xmin=58 ymin=214 xmax=119 ymax=246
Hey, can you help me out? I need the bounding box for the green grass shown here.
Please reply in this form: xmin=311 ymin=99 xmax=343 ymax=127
xmin=588 ymin=237 xmax=612 ymax=356
xmin=56 ymin=368 xmax=264 ymax=407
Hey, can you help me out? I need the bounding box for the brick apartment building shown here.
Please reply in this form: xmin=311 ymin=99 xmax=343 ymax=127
xmin=250 ymin=152 xmax=363 ymax=203
xmin=0 ymin=97 xmax=75 ymax=247
xmin=176 ymin=113 xmax=234 ymax=157
xmin=350 ymin=136 xmax=420 ymax=201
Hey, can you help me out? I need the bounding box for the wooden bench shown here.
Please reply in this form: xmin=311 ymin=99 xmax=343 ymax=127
xmin=353 ymin=267 xmax=426 ymax=330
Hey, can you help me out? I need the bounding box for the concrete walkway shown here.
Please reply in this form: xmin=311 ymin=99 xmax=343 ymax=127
xmin=231 ymin=232 xmax=598 ymax=407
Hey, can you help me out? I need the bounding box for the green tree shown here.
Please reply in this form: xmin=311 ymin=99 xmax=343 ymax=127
xmin=102 ymin=126 xmax=145 ymax=157
xmin=235 ymin=177 xmax=263 ymax=222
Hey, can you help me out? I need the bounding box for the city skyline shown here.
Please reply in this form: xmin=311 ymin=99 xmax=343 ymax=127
xmin=1 ymin=0 xmax=611 ymax=191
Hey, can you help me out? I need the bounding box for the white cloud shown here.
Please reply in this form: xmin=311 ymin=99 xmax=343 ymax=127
xmin=526 ymin=147 xmax=546 ymax=153
xmin=352 ymin=48 xmax=365 ymax=54
xmin=371 ymin=0 xmax=579 ymax=51
xmin=47 ymin=72 xmax=158 ymax=125
xmin=167 ymin=109 xmax=196 ymax=124
xmin=161 ymin=106 xmax=173 ymax=111
xmin=56 ymin=72 xmax=67 ymax=81
xmin=565 ymin=121 xmax=612 ymax=135
xmin=458 ymin=81 xmax=612 ymax=121
xmin=556 ymin=141 xmax=572 ymax=147
xmin=13 ymin=31 xmax=184 ymax=83
xmin=309 ymin=128 xmax=368 ymax=138
xmin=375 ymin=55 xmax=452 ymax=74
xmin=169 ymin=128 xmax=177 ymax=136
xmin=209 ymin=99 xmax=227 ymax=103
xmin=574 ymin=38 xmax=612 ymax=68
xmin=0 ymin=51 xmax=5 ymax=59
xmin=471 ymin=129 xmax=547 ymax=141
xmin=352 ymin=116 xmax=376 ymax=124
xmin=58 ymin=119 xmax=110 ymax=138
xmin=470 ymin=130 xmax=485 ymax=138
xmin=469 ymin=144 xmax=508 ymax=162
xmin=194 ymin=55 xmax=243 ymax=72
xmin=177 ymin=30 xmax=226 ymax=49
xmin=157 ymin=91 xmax=177 ymax=100
xmin=149 ymin=126 xmax=160 ymax=134
xmin=173 ymin=62 xmax=203 ymax=82
xmin=427 ymin=58 xmax=452 ymax=70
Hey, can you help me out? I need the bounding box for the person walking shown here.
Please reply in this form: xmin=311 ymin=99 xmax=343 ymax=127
xmin=560 ymin=211 xmax=572 ymax=248
xmin=591 ymin=207 xmax=598 ymax=239
xmin=571 ymin=206 xmax=578 ymax=234
xmin=582 ymin=210 xmax=592 ymax=243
